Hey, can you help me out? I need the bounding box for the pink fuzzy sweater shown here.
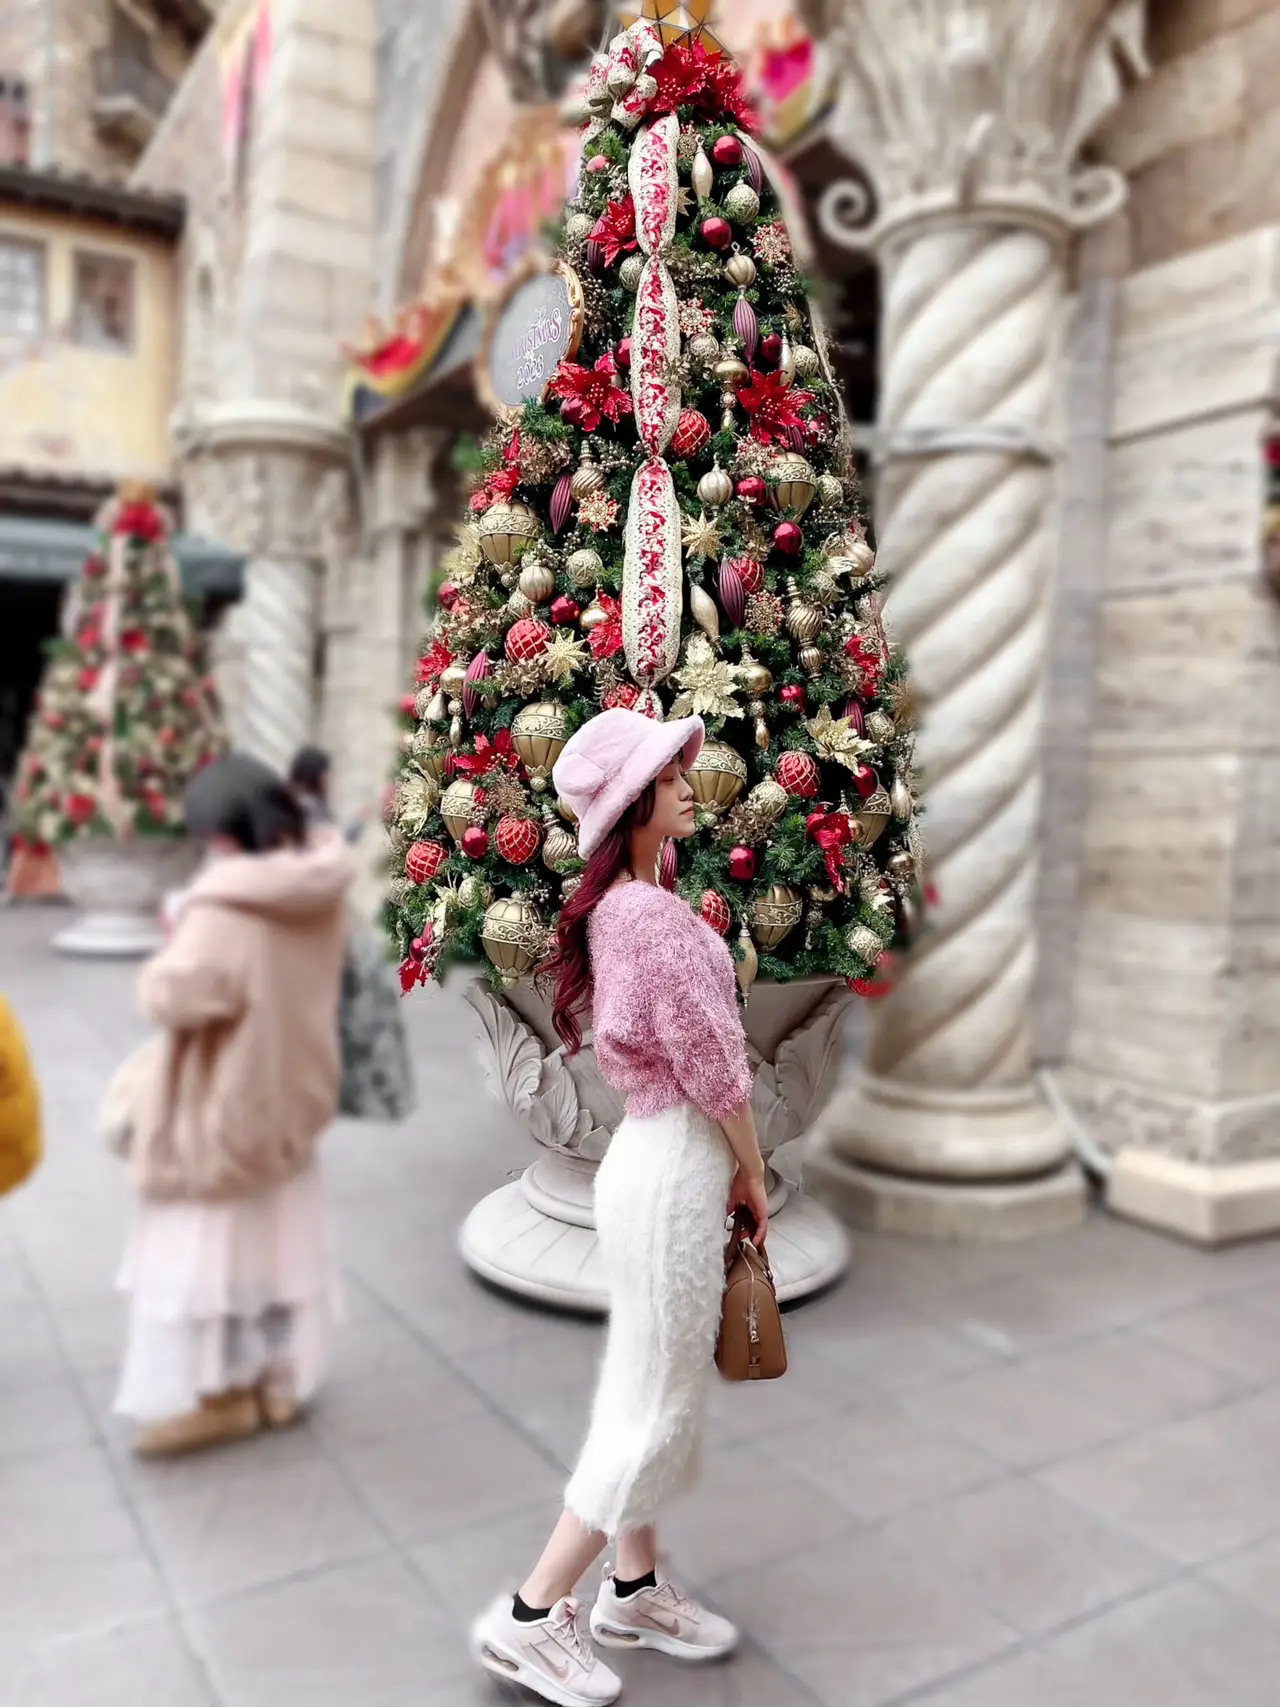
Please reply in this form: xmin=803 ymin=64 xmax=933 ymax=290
xmin=588 ymin=881 xmax=754 ymax=1122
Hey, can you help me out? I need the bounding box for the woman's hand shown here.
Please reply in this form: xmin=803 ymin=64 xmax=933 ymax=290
xmin=727 ymin=1165 xmax=770 ymax=1247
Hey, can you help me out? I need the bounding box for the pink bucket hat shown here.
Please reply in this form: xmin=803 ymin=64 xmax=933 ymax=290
xmin=552 ymin=708 xmax=705 ymax=861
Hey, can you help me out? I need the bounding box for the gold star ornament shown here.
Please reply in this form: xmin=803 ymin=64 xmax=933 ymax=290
xmin=680 ymin=508 xmax=723 ymax=562
xmin=618 ymin=0 xmax=724 ymax=50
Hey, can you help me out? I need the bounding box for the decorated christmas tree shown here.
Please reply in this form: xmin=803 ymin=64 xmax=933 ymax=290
xmin=11 ymin=484 xmax=226 ymax=851
xmin=386 ymin=18 xmax=921 ymax=999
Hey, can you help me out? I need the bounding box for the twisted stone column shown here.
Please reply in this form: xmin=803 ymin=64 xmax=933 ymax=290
xmin=805 ymin=0 xmax=1148 ymax=1235
xmin=240 ymin=556 xmax=320 ymax=776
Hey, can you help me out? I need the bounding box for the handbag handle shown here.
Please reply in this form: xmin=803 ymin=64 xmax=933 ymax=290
xmin=727 ymin=1204 xmax=774 ymax=1285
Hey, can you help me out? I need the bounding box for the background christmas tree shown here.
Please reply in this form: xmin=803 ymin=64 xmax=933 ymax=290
xmin=12 ymin=484 xmax=226 ymax=852
xmin=386 ymin=21 xmax=920 ymax=999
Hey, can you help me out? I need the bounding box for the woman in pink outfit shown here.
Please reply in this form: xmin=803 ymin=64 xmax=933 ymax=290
xmin=113 ymin=753 xmax=352 ymax=1457
xmin=472 ymin=708 xmax=769 ymax=1707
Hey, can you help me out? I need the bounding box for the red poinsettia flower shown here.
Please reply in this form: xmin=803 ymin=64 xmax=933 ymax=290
xmin=448 ymin=729 xmax=521 ymax=780
xmin=65 ymin=793 xmax=98 ymax=827
xmin=120 ymin=627 xmax=150 ymax=655
xmin=114 ymin=502 xmax=162 ymax=541
xmin=589 ymin=196 xmax=638 ymax=268
xmin=705 ymin=52 xmax=759 ymax=131
xmin=650 ymin=41 xmax=711 ymax=114
xmin=547 ymin=352 xmax=633 ymax=433
xmin=415 ymin=639 xmax=453 ymax=688
xmin=470 ymin=429 xmax=525 ymax=512
xmin=737 ymin=370 xmax=817 ymax=446
xmin=587 ymin=592 xmax=624 ymax=661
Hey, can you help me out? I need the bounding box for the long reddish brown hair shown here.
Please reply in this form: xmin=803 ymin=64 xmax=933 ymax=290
xmin=545 ymin=782 xmax=656 ymax=1054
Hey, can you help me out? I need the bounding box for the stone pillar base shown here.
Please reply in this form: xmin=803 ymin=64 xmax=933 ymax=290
xmin=1107 ymin=1150 xmax=1280 ymax=1247
xmin=806 ymin=1133 xmax=1087 ymax=1241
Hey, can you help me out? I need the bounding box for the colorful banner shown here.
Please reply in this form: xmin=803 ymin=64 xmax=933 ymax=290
xmin=219 ymin=0 xmax=272 ymax=165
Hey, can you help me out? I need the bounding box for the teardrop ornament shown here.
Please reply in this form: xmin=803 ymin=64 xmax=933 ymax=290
xmin=732 ymin=293 xmax=758 ymax=367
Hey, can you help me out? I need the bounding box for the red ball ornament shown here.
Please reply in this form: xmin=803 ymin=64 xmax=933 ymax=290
xmin=777 ymin=750 xmax=820 ymax=798
xmin=77 ymin=667 xmax=99 ymax=692
xmin=405 ymin=840 xmax=447 ymax=885
xmin=700 ymin=890 xmax=731 ymax=936
xmin=773 ymin=521 xmax=804 ymax=555
xmin=736 ymin=476 xmax=767 ymax=507
xmin=603 ymin=683 xmax=640 ymax=710
xmin=779 ymin=683 xmax=806 ymax=711
xmin=438 ymin=582 xmax=460 ymax=610
xmin=586 ymin=153 xmax=610 ymax=173
xmin=550 ymin=595 xmax=581 ymax=626
xmin=712 ymin=135 xmax=744 ymax=167
xmin=806 ymin=809 xmax=827 ymax=838
xmin=398 ymin=693 xmax=418 ymax=716
xmin=701 ymin=216 xmax=732 ymax=250
xmin=760 ymin=331 xmax=783 ymax=367
xmin=671 ymin=408 xmax=712 ymax=458
xmin=727 ymin=845 xmax=757 ymax=882
xmin=505 ymin=618 xmax=551 ymax=664
xmin=616 ymin=336 xmax=632 ymax=370
xmin=495 ymin=815 xmax=541 ymax=866
xmin=461 ymin=825 xmax=490 ymax=860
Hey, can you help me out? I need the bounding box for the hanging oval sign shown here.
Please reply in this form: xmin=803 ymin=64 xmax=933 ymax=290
xmin=478 ymin=259 xmax=584 ymax=417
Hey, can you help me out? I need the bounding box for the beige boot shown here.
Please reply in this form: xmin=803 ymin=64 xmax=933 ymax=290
xmin=134 ymin=1389 xmax=262 ymax=1458
xmin=257 ymin=1374 xmax=302 ymax=1430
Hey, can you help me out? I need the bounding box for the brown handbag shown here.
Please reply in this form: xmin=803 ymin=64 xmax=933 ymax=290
xmin=715 ymin=1207 xmax=787 ymax=1382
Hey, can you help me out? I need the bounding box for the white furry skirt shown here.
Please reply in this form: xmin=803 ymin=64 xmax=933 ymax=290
xmin=565 ymin=1102 xmax=734 ymax=1538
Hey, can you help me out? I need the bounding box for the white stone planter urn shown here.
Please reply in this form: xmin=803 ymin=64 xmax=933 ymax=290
xmin=459 ymin=973 xmax=853 ymax=1311
xmin=53 ymin=838 xmax=199 ymax=959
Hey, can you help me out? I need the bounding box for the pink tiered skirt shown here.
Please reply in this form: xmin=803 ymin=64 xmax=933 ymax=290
xmin=114 ymin=1161 xmax=341 ymax=1422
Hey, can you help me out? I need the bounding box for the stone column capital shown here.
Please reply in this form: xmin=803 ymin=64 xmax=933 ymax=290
xmin=177 ymin=400 xmax=355 ymax=564
xmin=811 ymin=0 xmax=1150 ymax=255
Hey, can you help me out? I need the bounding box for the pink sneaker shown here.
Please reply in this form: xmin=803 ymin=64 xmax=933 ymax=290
xmin=590 ymin=1569 xmax=738 ymax=1662
xmin=471 ymin=1593 xmax=622 ymax=1707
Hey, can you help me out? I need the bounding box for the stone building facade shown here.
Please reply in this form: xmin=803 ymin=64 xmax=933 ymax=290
xmin=127 ymin=0 xmax=1280 ymax=1244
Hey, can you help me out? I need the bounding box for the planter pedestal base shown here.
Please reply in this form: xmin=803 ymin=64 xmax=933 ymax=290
xmin=53 ymin=839 xmax=199 ymax=960
xmin=459 ymin=1150 xmax=849 ymax=1313
xmin=54 ymin=908 xmax=165 ymax=958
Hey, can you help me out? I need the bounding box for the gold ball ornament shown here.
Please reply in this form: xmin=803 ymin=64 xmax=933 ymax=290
xmin=847 ymin=923 xmax=886 ymax=965
xmin=620 ymin=255 xmax=645 ymax=291
xmin=800 ymin=644 xmax=824 ymax=676
xmin=412 ymin=730 xmax=448 ymax=782
xmin=457 ymin=874 xmax=493 ymax=910
xmin=441 ymin=778 xmax=483 ymax=845
xmin=723 ymin=251 xmax=757 ymax=288
xmin=518 ymin=560 xmax=557 ymax=605
xmin=786 ymin=596 xmax=824 ymax=644
xmin=890 ymin=775 xmax=913 ymax=821
xmin=557 ymin=796 xmax=578 ymax=824
xmin=793 ymin=344 xmax=821 ymax=380
xmin=847 ymin=538 xmax=876 ymax=576
xmin=480 ymin=895 xmax=543 ymax=980
xmin=713 ymin=355 xmax=749 ymax=388
xmin=817 ymin=472 xmax=844 ymax=506
xmin=752 ymin=884 xmax=804 ymax=949
xmin=579 ymin=598 xmax=611 ymax=634
xmin=768 ymin=451 xmax=817 ymax=518
xmin=478 ymin=499 xmax=541 ymax=566
xmin=724 ymin=183 xmax=760 ymax=224
xmin=687 ymin=740 xmax=748 ymax=815
xmin=739 ymin=658 xmax=773 ymax=695
xmin=511 ymin=700 xmax=569 ymax=776
xmin=687 ymin=333 xmax=721 ymax=368
xmin=746 ymin=777 xmax=789 ymax=823
xmin=566 ymin=547 xmax=603 ymax=588
xmin=570 ymin=443 xmax=605 ymax=501
xmin=697 ymin=460 xmax=734 ymax=510
xmin=867 ymin=710 xmax=896 ymax=745
xmin=564 ymin=210 xmax=594 ymax=246
xmin=440 ymin=662 xmax=467 ymax=699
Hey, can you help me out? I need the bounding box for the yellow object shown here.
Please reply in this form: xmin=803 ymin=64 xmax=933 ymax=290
xmin=0 ymin=997 xmax=42 ymax=1196
xmin=620 ymin=0 xmax=724 ymax=50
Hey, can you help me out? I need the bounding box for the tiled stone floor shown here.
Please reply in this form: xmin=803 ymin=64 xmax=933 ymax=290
xmin=4 ymin=905 xmax=1280 ymax=1706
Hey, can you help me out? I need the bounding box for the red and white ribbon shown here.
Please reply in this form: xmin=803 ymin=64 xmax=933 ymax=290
xmin=631 ymin=257 xmax=681 ymax=457
xmin=584 ymin=21 xmax=664 ymax=130
xmin=629 ymin=112 xmax=679 ymax=257
xmin=623 ymin=456 xmax=683 ymax=688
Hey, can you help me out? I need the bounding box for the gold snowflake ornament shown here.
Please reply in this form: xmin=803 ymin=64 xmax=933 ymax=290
xmin=806 ymin=703 xmax=875 ymax=772
xmin=543 ymin=631 xmax=590 ymax=684
xmin=670 ymin=633 xmax=744 ymax=721
xmin=680 ymin=509 xmax=723 ymax=561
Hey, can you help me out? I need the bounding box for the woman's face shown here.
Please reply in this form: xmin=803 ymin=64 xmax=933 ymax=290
xmin=651 ymin=757 xmax=697 ymax=840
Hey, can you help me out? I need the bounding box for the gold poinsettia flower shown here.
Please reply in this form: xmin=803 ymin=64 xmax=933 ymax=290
xmin=806 ymin=702 xmax=875 ymax=772
xmin=396 ymin=769 xmax=439 ymax=834
xmin=670 ymin=633 xmax=744 ymax=721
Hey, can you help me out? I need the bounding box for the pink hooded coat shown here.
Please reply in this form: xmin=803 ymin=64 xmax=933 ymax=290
xmin=130 ymin=833 xmax=353 ymax=1202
